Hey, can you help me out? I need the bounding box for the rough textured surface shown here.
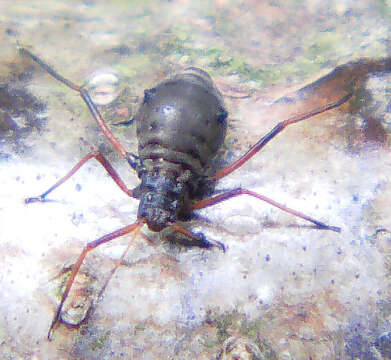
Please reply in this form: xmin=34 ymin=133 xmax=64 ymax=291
xmin=1 ymin=0 xmax=391 ymax=359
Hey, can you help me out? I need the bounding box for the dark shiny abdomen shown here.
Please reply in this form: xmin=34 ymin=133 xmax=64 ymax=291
xmin=136 ymin=68 xmax=227 ymax=177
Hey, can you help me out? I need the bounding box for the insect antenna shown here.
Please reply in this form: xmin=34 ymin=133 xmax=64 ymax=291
xmin=18 ymin=45 xmax=128 ymax=160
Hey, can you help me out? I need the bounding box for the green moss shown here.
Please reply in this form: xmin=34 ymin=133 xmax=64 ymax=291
xmin=134 ymin=323 xmax=146 ymax=333
xmin=306 ymin=32 xmax=344 ymax=58
xmin=205 ymin=308 xmax=278 ymax=359
xmin=89 ymin=330 xmax=111 ymax=351
xmin=116 ymin=55 xmax=155 ymax=78
xmin=375 ymin=0 xmax=391 ymax=19
xmin=203 ymin=336 xmax=217 ymax=349
xmin=206 ymin=309 xmax=237 ymax=343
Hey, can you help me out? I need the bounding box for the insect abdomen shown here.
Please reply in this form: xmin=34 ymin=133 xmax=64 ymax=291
xmin=135 ymin=68 xmax=228 ymax=176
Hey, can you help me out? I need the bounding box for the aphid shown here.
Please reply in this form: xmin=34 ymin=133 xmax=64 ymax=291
xmin=20 ymin=47 xmax=349 ymax=339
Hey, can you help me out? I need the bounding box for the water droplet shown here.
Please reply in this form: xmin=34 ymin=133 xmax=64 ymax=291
xmin=85 ymin=69 xmax=120 ymax=106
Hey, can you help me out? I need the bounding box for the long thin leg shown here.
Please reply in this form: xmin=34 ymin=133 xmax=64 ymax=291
xmin=18 ymin=46 xmax=128 ymax=160
xmin=72 ymin=223 xmax=144 ymax=331
xmin=25 ymin=150 xmax=135 ymax=203
xmin=190 ymin=188 xmax=341 ymax=232
xmin=213 ymin=92 xmax=353 ymax=181
xmin=96 ymin=224 xmax=143 ymax=301
xmin=48 ymin=220 xmax=143 ymax=340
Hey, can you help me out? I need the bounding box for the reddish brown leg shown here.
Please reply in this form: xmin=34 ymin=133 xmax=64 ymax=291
xmin=25 ymin=150 xmax=135 ymax=203
xmin=190 ymin=188 xmax=341 ymax=232
xmin=213 ymin=92 xmax=353 ymax=181
xmin=18 ymin=46 xmax=128 ymax=159
xmin=95 ymin=224 xmax=143 ymax=300
xmin=206 ymin=93 xmax=353 ymax=232
xmin=48 ymin=220 xmax=143 ymax=340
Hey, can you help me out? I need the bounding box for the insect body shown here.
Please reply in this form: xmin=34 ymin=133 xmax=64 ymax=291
xmin=20 ymin=46 xmax=347 ymax=339
xmin=133 ymin=67 xmax=227 ymax=232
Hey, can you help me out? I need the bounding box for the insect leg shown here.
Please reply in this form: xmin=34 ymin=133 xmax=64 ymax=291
xmin=171 ymin=223 xmax=226 ymax=251
xmin=25 ymin=150 xmax=135 ymax=203
xmin=48 ymin=220 xmax=143 ymax=340
xmin=190 ymin=188 xmax=341 ymax=232
xmin=213 ymin=92 xmax=353 ymax=181
xmin=18 ymin=46 xmax=128 ymax=160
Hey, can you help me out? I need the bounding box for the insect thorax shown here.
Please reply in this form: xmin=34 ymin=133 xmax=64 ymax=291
xmin=135 ymin=163 xmax=193 ymax=232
